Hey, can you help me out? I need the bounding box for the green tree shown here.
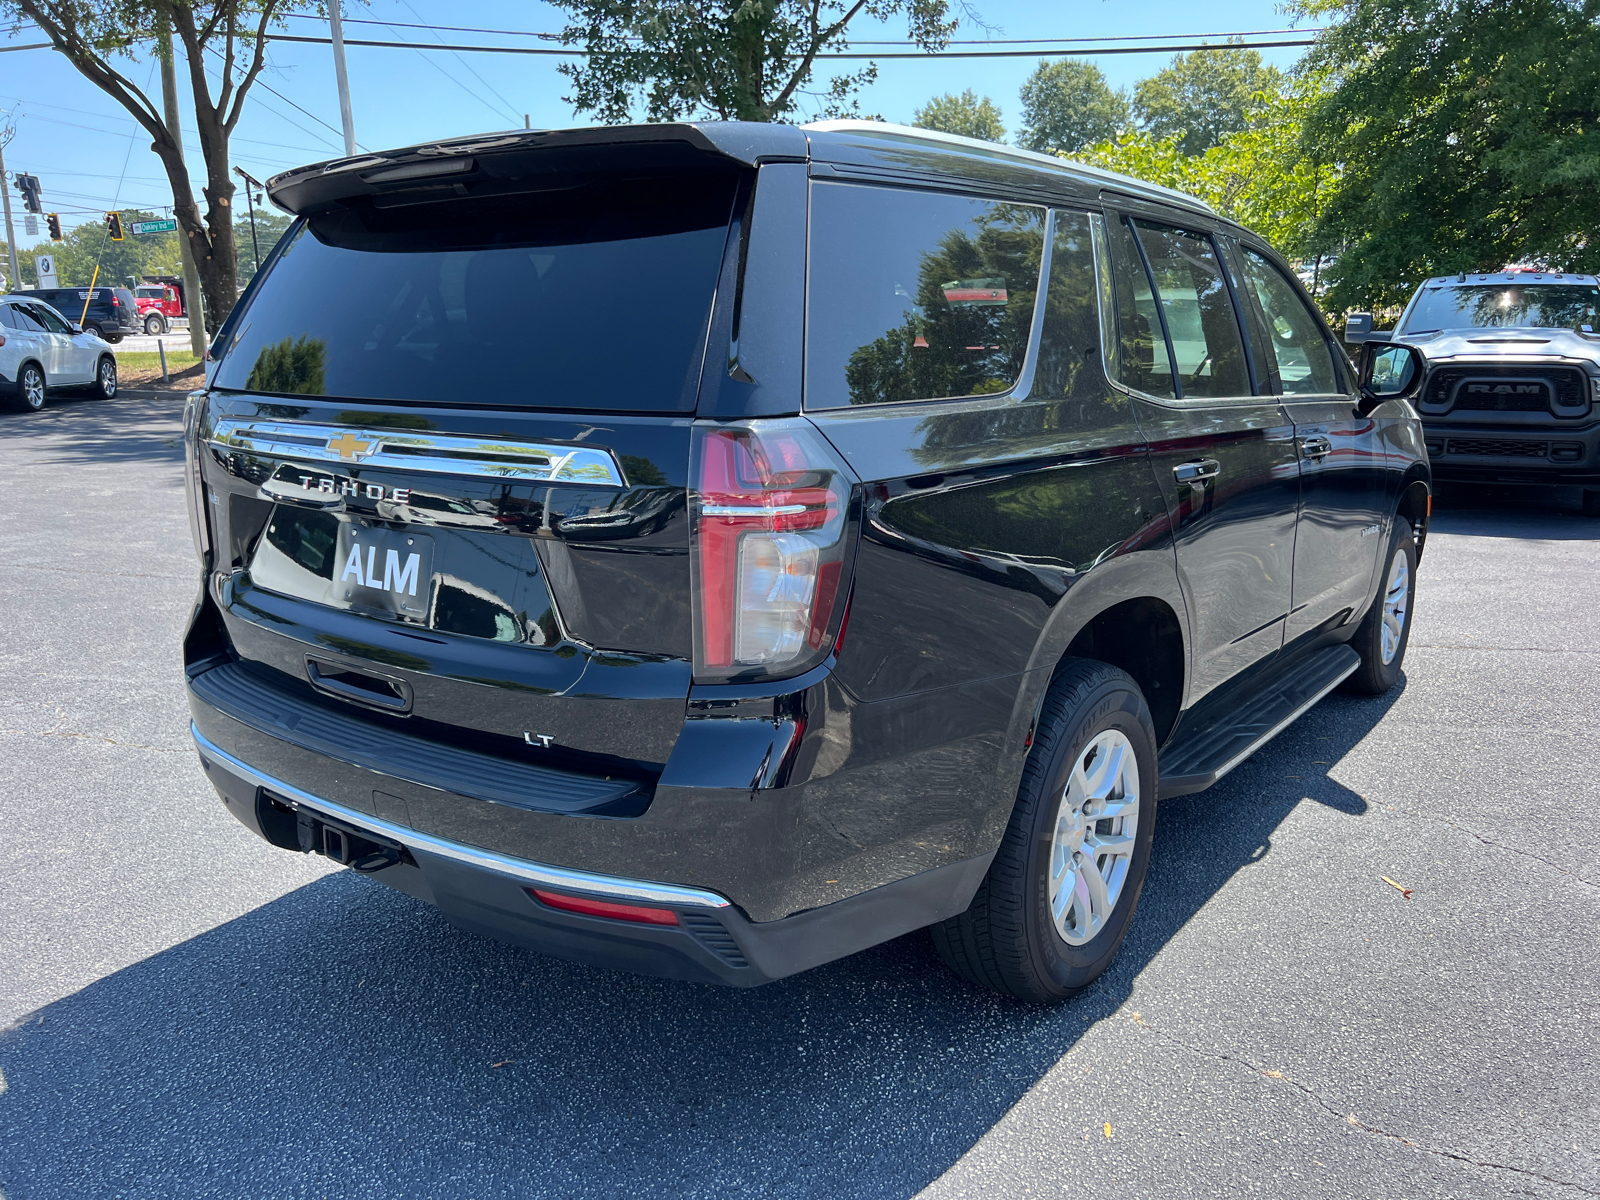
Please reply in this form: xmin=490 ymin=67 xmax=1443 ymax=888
xmin=554 ymin=0 xmax=958 ymax=123
xmin=5 ymin=0 xmax=307 ymax=330
xmin=912 ymin=88 xmax=1004 ymax=141
xmin=1132 ymin=44 xmax=1284 ymax=155
xmin=1017 ymin=59 xmax=1127 ymax=154
xmin=1297 ymin=0 xmax=1600 ymax=311
xmin=245 ymin=334 xmax=326 ymax=395
xmin=234 ymin=210 xmax=294 ymax=288
xmin=1073 ymin=81 xmax=1337 ymax=267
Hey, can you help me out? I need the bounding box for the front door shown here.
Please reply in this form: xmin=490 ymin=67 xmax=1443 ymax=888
xmin=1103 ymin=211 xmax=1299 ymax=704
xmin=1229 ymin=242 xmax=1386 ymax=646
xmin=13 ymin=303 xmax=68 ymax=380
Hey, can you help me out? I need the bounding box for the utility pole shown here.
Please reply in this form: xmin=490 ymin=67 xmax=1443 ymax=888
xmin=328 ymin=3 xmax=357 ymax=156
xmin=158 ymin=16 xmax=207 ymax=357
xmin=0 ymin=122 xmax=20 ymax=292
xmin=234 ymin=166 xmax=262 ymax=273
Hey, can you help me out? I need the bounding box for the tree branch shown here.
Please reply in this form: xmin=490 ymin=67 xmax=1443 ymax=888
xmin=772 ymin=0 xmax=867 ymax=114
xmin=224 ymin=1 xmax=278 ymax=133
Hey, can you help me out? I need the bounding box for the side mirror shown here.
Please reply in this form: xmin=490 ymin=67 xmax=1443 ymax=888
xmin=1343 ymin=313 xmax=1393 ymax=345
xmin=1358 ymin=343 xmax=1425 ymax=414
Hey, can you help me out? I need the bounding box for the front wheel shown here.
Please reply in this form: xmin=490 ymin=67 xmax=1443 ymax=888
xmin=144 ymin=313 xmax=167 ymax=335
xmin=92 ymin=356 xmax=117 ymax=400
xmin=1344 ymin=517 xmax=1416 ymax=695
xmin=931 ymin=660 xmax=1158 ymax=1002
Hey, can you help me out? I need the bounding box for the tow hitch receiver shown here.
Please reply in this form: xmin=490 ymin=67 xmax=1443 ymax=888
xmin=294 ymin=805 xmax=413 ymax=873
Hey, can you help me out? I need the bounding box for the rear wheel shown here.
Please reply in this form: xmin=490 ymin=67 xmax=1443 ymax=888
xmin=14 ymin=363 xmax=46 ymax=412
xmin=144 ymin=313 xmax=167 ymax=335
xmin=1344 ymin=517 xmax=1416 ymax=695
xmin=92 ymin=356 xmax=117 ymax=399
xmin=931 ymin=660 xmax=1158 ymax=1002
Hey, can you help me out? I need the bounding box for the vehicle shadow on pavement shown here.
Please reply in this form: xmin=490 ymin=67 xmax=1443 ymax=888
xmin=0 ymin=688 xmax=1398 ymax=1200
xmin=0 ymin=391 xmax=187 ymax=466
xmin=1431 ymin=482 xmax=1600 ymax=538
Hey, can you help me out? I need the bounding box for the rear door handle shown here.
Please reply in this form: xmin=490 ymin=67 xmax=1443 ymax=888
xmin=1173 ymin=459 xmax=1221 ymax=486
xmin=1299 ymin=435 xmax=1333 ymax=460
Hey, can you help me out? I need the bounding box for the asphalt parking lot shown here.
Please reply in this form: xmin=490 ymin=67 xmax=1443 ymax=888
xmin=2 ymin=392 xmax=1596 ymax=1199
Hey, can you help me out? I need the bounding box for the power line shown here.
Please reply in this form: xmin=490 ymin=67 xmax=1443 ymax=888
xmin=266 ymin=33 xmax=1318 ymax=59
xmin=278 ymin=14 xmax=1327 ymax=48
xmin=395 ymin=0 xmax=523 ymax=126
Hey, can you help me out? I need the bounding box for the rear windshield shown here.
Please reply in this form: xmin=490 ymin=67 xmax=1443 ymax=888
xmin=1401 ymin=283 xmax=1600 ymax=334
xmin=215 ymin=171 xmax=739 ymax=411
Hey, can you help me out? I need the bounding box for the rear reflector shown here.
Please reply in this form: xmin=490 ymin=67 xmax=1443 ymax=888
xmin=530 ymin=889 xmax=680 ymax=926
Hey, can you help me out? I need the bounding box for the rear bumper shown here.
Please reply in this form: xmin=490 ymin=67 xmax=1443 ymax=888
xmin=1422 ymin=417 xmax=1600 ymax=486
xmin=189 ymin=670 xmax=1001 ymax=986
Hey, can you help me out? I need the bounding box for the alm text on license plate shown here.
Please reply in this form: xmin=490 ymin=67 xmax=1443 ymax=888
xmin=335 ymin=523 xmax=433 ymax=619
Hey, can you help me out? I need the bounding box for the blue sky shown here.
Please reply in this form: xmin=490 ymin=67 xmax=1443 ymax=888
xmin=0 ymin=0 xmax=1314 ymax=238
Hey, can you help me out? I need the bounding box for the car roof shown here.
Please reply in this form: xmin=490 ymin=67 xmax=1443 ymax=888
xmin=265 ymin=119 xmax=1217 ymax=222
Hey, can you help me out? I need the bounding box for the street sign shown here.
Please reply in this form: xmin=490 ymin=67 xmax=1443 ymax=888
xmin=24 ymin=214 xmax=37 ymax=237
xmin=35 ymin=253 xmax=58 ymax=288
xmin=130 ymin=219 xmax=178 ymax=236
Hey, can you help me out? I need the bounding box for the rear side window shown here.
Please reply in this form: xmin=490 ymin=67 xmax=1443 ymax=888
xmin=1238 ymin=247 xmax=1340 ymax=394
xmin=1032 ymin=210 xmax=1105 ymax=401
xmin=1131 ymin=221 xmax=1251 ymax=399
xmin=1105 ymin=217 xmax=1175 ymax=398
xmin=806 ymin=182 xmax=1044 ymax=408
xmin=215 ymin=172 xmax=739 ymax=411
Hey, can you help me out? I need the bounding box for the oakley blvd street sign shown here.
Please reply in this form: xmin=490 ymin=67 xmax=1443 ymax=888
xmin=131 ymin=219 xmax=178 ymax=236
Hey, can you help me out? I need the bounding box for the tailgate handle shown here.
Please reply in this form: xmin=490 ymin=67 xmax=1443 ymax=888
xmin=306 ymin=657 xmax=413 ymax=714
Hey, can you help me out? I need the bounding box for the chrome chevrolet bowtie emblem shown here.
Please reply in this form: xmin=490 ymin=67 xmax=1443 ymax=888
xmin=326 ymin=432 xmax=373 ymax=462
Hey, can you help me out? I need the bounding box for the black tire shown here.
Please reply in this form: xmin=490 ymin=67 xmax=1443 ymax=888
xmin=931 ymin=660 xmax=1159 ymax=1002
xmin=144 ymin=313 xmax=167 ymax=335
xmin=1582 ymin=489 xmax=1600 ymax=518
xmin=92 ymin=355 xmax=117 ymax=400
xmin=13 ymin=362 xmax=46 ymax=412
xmin=1343 ymin=516 xmax=1416 ymax=695
xmin=103 ymin=332 xmax=123 ymax=344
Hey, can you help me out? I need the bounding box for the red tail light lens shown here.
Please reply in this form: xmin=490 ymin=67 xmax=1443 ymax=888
xmin=691 ymin=419 xmax=857 ymax=683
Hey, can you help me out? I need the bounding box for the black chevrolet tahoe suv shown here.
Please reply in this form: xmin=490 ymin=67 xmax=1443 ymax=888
xmin=1346 ymin=271 xmax=1600 ymax=515
xmin=183 ymin=121 xmax=1431 ymax=1001
xmin=12 ymin=286 xmax=140 ymax=342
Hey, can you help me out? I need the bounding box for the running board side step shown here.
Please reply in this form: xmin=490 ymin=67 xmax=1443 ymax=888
xmin=1158 ymin=644 xmax=1360 ymax=799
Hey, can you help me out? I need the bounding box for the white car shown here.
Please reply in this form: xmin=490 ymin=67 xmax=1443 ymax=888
xmin=0 ymin=295 xmax=118 ymax=412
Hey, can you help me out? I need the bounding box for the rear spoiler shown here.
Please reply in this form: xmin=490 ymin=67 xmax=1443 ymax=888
xmin=265 ymin=122 xmax=808 ymax=217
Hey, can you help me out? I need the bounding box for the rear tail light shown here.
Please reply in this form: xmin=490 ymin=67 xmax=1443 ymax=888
xmin=690 ymin=418 xmax=858 ymax=683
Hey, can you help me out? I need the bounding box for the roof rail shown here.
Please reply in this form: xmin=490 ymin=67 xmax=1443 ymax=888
xmin=802 ymin=119 xmax=1217 ymax=215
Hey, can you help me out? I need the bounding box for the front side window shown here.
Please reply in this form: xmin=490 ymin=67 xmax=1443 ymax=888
xmin=1132 ymin=221 xmax=1251 ymax=399
xmin=215 ymin=171 xmax=739 ymax=411
xmin=32 ymin=304 xmax=73 ymax=334
xmin=1239 ymin=247 xmax=1339 ymax=395
xmin=806 ymin=182 xmax=1044 ymax=408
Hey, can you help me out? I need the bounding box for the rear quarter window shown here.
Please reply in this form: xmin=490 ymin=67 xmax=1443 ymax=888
xmin=805 ymin=182 xmax=1045 ymax=409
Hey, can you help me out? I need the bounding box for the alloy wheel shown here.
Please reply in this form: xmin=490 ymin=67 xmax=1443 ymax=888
xmin=1048 ymin=729 xmax=1141 ymax=946
xmin=1380 ymin=547 xmax=1410 ymax=665
xmin=22 ymin=367 xmax=45 ymax=410
xmin=99 ymin=359 xmax=117 ymax=398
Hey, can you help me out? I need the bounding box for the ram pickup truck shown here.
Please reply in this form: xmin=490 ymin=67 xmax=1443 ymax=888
xmin=1347 ymin=271 xmax=1600 ymax=515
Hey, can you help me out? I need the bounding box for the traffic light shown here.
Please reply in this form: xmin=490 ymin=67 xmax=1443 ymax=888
xmin=106 ymin=211 xmax=124 ymax=241
xmin=46 ymin=213 xmax=62 ymax=240
xmin=15 ymin=173 xmax=42 ymax=214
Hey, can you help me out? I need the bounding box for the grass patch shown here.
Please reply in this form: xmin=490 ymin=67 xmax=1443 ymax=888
xmin=115 ymin=351 xmax=201 ymax=371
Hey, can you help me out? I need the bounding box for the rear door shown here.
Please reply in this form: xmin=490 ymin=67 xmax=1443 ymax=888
xmin=1230 ymin=241 xmax=1386 ymax=645
xmin=32 ymin=302 xmax=93 ymax=382
xmin=1103 ymin=209 xmax=1299 ymax=702
xmin=13 ymin=303 xmax=68 ymax=379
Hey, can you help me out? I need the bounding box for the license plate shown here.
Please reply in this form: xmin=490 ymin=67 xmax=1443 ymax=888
xmin=334 ymin=523 xmax=433 ymax=619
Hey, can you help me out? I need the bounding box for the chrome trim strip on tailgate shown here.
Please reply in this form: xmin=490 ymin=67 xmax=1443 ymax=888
xmin=208 ymin=418 xmax=626 ymax=486
xmin=192 ymin=724 xmax=731 ymax=909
